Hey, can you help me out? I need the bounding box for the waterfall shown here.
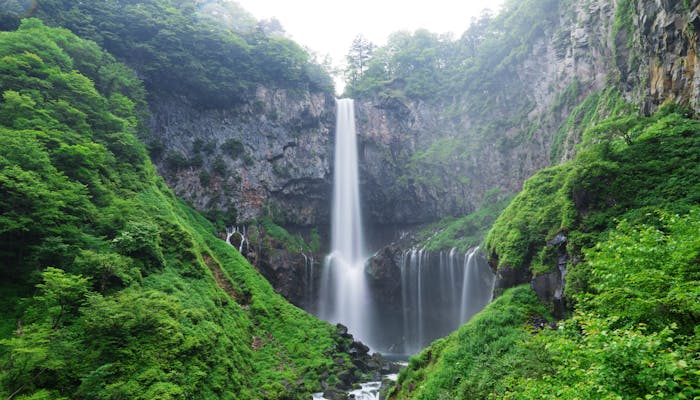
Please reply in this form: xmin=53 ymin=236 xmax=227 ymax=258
xmin=459 ymin=246 xmax=495 ymax=323
xmin=318 ymin=99 xmax=372 ymax=344
xmin=303 ymin=253 xmax=315 ymax=311
xmin=310 ymin=99 xmax=495 ymax=354
xmin=225 ymin=226 xmax=248 ymax=254
xmin=398 ymin=247 xmax=494 ymax=354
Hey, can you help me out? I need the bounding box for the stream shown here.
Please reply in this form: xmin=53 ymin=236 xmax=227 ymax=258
xmin=312 ymin=370 xmax=402 ymax=400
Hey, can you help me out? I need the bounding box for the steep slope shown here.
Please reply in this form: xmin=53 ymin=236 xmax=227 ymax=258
xmin=0 ymin=0 xmax=337 ymax=228
xmin=0 ymin=20 xmax=370 ymax=399
xmin=388 ymin=104 xmax=700 ymax=400
xmin=351 ymin=0 xmax=700 ymax=229
xmin=0 ymin=0 xmax=342 ymax=304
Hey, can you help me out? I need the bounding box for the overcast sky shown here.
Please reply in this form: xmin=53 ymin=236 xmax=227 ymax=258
xmin=234 ymin=0 xmax=504 ymax=66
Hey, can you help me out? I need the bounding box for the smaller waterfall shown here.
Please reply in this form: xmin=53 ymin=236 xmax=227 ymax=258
xmin=398 ymin=247 xmax=495 ymax=354
xmin=459 ymin=247 xmax=495 ymax=323
xmin=302 ymin=254 xmax=315 ymax=311
xmin=225 ymin=226 xmax=248 ymax=254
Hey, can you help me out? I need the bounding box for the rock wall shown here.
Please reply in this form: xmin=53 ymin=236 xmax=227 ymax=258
xmin=148 ymin=0 xmax=700 ymax=311
xmin=150 ymin=87 xmax=335 ymax=226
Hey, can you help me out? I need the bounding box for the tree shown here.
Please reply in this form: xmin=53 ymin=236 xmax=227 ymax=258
xmin=344 ymin=34 xmax=375 ymax=87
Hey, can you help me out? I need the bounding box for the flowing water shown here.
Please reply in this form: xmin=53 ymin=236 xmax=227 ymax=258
xmin=398 ymin=247 xmax=495 ymax=354
xmin=318 ymin=98 xmax=372 ymax=344
xmin=316 ymin=98 xmax=495 ymax=355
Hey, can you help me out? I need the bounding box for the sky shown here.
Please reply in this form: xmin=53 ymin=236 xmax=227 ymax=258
xmin=234 ymin=0 xmax=504 ymax=68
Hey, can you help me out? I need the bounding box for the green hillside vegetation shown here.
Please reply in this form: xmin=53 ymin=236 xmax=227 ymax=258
xmin=415 ymin=193 xmax=514 ymax=252
xmin=486 ymin=104 xmax=700 ymax=276
xmin=388 ymin=105 xmax=700 ymax=399
xmin=0 ymin=20 xmax=357 ymax=399
xmin=345 ymin=0 xmax=558 ymax=104
xmin=1 ymin=0 xmax=334 ymax=107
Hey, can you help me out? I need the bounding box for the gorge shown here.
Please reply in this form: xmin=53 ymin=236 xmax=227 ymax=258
xmin=0 ymin=0 xmax=699 ymax=399
xmin=315 ymin=99 xmax=496 ymax=355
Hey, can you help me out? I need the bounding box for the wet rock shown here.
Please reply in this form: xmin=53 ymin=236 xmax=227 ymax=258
xmin=336 ymin=323 xmax=353 ymax=339
xmin=322 ymin=389 xmax=347 ymax=400
xmin=366 ymin=243 xmax=403 ymax=312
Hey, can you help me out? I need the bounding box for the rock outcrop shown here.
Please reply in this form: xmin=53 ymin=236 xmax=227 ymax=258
xmin=148 ymin=0 xmax=700 ymax=315
xmin=150 ymin=87 xmax=335 ymax=226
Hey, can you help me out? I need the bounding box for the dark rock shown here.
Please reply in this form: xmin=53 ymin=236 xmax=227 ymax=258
xmin=338 ymin=371 xmax=356 ymax=388
xmin=349 ymin=341 xmax=370 ymax=356
xmin=336 ymin=323 xmax=353 ymax=339
xmin=322 ymin=389 xmax=347 ymax=400
xmin=546 ymin=232 xmax=567 ymax=246
xmin=492 ymin=263 xmax=531 ymax=298
xmin=366 ymin=243 xmax=403 ymax=313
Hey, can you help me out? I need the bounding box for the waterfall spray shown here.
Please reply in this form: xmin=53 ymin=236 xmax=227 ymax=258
xmin=318 ymin=99 xmax=372 ymax=345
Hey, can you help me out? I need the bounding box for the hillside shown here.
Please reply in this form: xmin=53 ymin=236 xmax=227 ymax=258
xmin=0 ymin=0 xmax=699 ymax=398
xmin=0 ymin=20 xmax=370 ymax=399
xmin=387 ymin=104 xmax=700 ymax=399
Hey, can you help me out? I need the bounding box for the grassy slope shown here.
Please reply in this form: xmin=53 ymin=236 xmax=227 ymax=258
xmin=387 ymin=105 xmax=700 ymax=399
xmin=0 ymin=20 xmax=349 ymax=399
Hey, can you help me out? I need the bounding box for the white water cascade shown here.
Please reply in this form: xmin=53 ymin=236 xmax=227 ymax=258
xmin=318 ymin=99 xmax=372 ymax=344
xmin=460 ymin=247 xmax=495 ymax=323
xmin=398 ymin=247 xmax=495 ymax=354
xmin=225 ymin=226 xmax=248 ymax=253
xmin=311 ymin=98 xmax=494 ymax=355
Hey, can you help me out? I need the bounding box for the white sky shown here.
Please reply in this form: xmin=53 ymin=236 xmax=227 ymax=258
xmin=235 ymin=0 xmax=504 ymax=68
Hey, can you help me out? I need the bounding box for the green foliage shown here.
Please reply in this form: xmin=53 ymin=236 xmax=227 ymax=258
xmin=502 ymin=211 xmax=700 ymax=399
xmin=0 ymin=21 xmax=358 ymax=399
xmin=417 ymin=194 xmax=514 ymax=252
xmin=486 ymin=164 xmax=577 ymax=270
xmin=487 ymin=106 xmax=700 ymax=273
xmin=252 ymin=218 xmax=315 ymax=254
xmin=389 ymin=286 xmax=552 ymax=400
xmin=549 ymin=87 xmax=633 ymax=163
xmin=579 ymin=211 xmax=700 ymax=333
xmin=20 ymin=0 xmax=334 ymax=106
xmin=346 ymin=0 xmax=559 ymax=104
xmin=504 ymin=314 xmax=699 ymax=400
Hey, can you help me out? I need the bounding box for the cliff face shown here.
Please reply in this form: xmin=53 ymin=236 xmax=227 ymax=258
xmin=352 ymin=1 xmax=614 ymax=227
xmin=635 ymin=0 xmax=700 ymax=112
xmin=147 ymin=0 xmax=700 ymax=308
xmin=355 ymin=0 xmax=700 ymax=229
xmin=150 ymin=87 xmax=335 ymax=226
xmin=149 ymin=0 xmax=700 ymax=233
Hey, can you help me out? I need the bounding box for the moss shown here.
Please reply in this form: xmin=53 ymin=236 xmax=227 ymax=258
xmin=417 ymin=194 xmax=514 ymax=252
xmin=388 ymin=286 xmax=552 ymax=400
xmin=489 ymin=105 xmax=700 ymax=278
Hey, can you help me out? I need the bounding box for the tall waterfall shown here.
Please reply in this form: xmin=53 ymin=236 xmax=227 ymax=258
xmin=318 ymin=99 xmax=372 ymax=344
xmin=313 ymin=98 xmax=494 ymax=354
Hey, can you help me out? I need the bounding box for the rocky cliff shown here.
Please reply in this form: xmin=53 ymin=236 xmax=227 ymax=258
xmin=146 ymin=0 xmax=700 ymax=311
xmin=354 ymin=0 xmax=700 ymax=231
xmin=150 ymin=87 xmax=335 ymax=226
xmin=353 ymin=0 xmax=700 ymax=314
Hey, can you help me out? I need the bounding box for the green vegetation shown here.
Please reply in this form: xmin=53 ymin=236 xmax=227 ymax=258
xmin=390 ymin=104 xmax=700 ymax=399
xmin=503 ymin=211 xmax=700 ymax=399
xmin=0 ymin=20 xmax=355 ymax=399
xmin=549 ymin=87 xmax=634 ymax=163
xmin=388 ymin=286 xmax=552 ymax=399
xmin=487 ymin=104 xmax=700 ymax=274
xmin=249 ymin=218 xmax=320 ymax=254
xmin=416 ymin=193 xmax=514 ymax=252
xmin=345 ymin=0 xmax=559 ymax=105
xmin=1 ymin=0 xmax=334 ymax=107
